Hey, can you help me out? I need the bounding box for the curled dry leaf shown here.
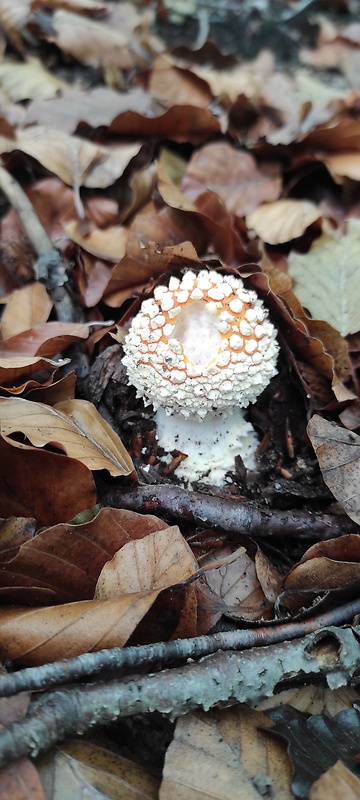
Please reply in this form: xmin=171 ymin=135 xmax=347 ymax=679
xmin=0 ymin=525 xmax=198 ymax=664
xmin=201 ymin=546 xmax=277 ymax=623
xmin=282 ymin=534 xmax=360 ymax=613
xmin=0 ymin=282 xmax=52 ymax=338
xmin=0 ymin=56 xmax=68 ymax=102
xmin=246 ymin=199 xmax=321 ymax=244
xmin=307 ymin=415 xmax=360 ymax=525
xmin=288 ymin=218 xmax=360 ymax=337
xmin=0 ymin=397 xmax=135 ymax=477
xmin=0 ymin=127 xmax=142 ymax=189
xmin=95 ymin=526 xmax=197 ymax=598
xmin=0 ymin=321 xmax=91 ymax=359
xmin=160 ymin=707 xmax=292 ymax=800
xmin=0 ymin=507 xmax=168 ymax=604
xmin=0 ymin=356 xmax=69 ymax=395
xmin=37 ymin=739 xmax=159 ymax=800
xmin=0 ymin=436 xmax=96 ymax=526
xmin=181 ymin=142 xmax=281 ymax=218
xmin=310 ymin=759 xmax=360 ymax=800
xmin=264 ymin=262 xmax=353 ymax=403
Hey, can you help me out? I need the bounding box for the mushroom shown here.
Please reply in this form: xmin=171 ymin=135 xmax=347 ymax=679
xmin=122 ymin=269 xmax=279 ymax=485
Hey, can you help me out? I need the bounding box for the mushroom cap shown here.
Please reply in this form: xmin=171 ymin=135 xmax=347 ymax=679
xmin=123 ymin=269 xmax=279 ymax=417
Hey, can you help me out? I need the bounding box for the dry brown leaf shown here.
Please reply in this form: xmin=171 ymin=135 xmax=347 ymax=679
xmin=46 ymin=8 xmax=148 ymax=70
xmin=32 ymin=0 xmax=107 ymax=13
xmin=307 ymin=415 xmax=360 ymax=525
xmin=0 ymin=507 xmax=168 ymax=604
xmin=246 ymin=199 xmax=321 ymax=244
xmin=0 ymin=127 xmax=141 ymax=189
xmin=0 ymin=527 xmax=198 ymax=663
xmin=0 ymin=397 xmax=135 ymax=477
xmin=0 ymin=0 xmax=30 ymax=51
xmin=64 ymin=219 xmax=128 ymax=262
xmin=37 ymin=739 xmax=159 ymax=800
xmin=0 ymin=516 xmax=36 ymax=561
xmin=0 ymin=283 xmax=53 ymax=338
xmin=0 ymin=691 xmax=45 ymax=800
xmin=149 ymin=55 xmax=212 ymax=109
xmin=0 ymin=321 xmax=91 ymax=358
xmin=288 ymin=219 xmax=360 ymax=337
xmin=310 ymin=760 xmax=360 ymax=800
xmin=160 ymin=707 xmax=292 ymax=800
xmin=0 ymin=56 xmax=68 ymax=102
xmin=0 ymin=355 xmax=68 ymax=394
xmin=182 ymin=142 xmax=281 ymax=217
xmin=95 ymin=525 xmax=197 ymax=599
xmin=203 ymin=546 xmax=273 ymax=622
xmin=0 ymin=436 xmax=96 ymax=526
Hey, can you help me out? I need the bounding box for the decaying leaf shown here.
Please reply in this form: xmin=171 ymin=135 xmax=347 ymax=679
xmin=160 ymin=707 xmax=292 ymax=800
xmin=0 ymin=436 xmax=96 ymax=526
xmin=0 ymin=524 xmax=198 ymax=664
xmin=288 ymin=218 xmax=360 ymax=337
xmin=307 ymin=415 xmax=360 ymax=525
xmin=0 ymin=282 xmax=52 ymax=338
xmin=310 ymin=760 xmax=360 ymax=800
xmin=246 ymin=199 xmax=321 ymax=244
xmin=0 ymin=397 xmax=135 ymax=477
xmin=37 ymin=739 xmax=159 ymax=800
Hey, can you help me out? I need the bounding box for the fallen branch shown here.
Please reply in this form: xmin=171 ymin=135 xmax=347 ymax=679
xmin=0 ymin=161 xmax=82 ymax=323
xmin=104 ymin=484 xmax=354 ymax=540
xmin=1 ymin=597 xmax=360 ymax=698
xmin=0 ymin=625 xmax=359 ymax=768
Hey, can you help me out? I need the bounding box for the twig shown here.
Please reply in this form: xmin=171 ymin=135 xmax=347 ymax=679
xmin=104 ymin=484 xmax=354 ymax=540
xmin=0 ymin=625 xmax=359 ymax=767
xmin=0 ymin=162 xmax=83 ymax=322
xmin=1 ymin=597 xmax=360 ymax=698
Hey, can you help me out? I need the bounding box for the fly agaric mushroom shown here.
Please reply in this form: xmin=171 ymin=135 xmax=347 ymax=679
xmin=122 ymin=269 xmax=279 ymax=485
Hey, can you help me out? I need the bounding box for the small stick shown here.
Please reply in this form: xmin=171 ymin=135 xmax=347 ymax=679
xmin=103 ymin=484 xmax=354 ymax=540
xmin=1 ymin=596 xmax=359 ymax=698
xmin=0 ymin=624 xmax=359 ymax=768
xmin=0 ymin=162 xmax=82 ymax=322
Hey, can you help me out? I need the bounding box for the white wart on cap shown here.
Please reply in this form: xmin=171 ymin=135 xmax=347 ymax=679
xmin=123 ymin=269 xmax=279 ymax=420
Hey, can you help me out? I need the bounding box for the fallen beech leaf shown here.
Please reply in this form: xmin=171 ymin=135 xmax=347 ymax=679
xmin=310 ymin=760 xmax=360 ymax=800
xmin=0 ymin=56 xmax=67 ymax=101
xmin=0 ymin=436 xmax=96 ymax=526
xmin=37 ymin=739 xmax=159 ymax=800
xmin=288 ymin=219 xmax=360 ymax=336
xmin=46 ymin=8 xmax=148 ymax=70
xmin=203 ymin=546 xmax=274 ymax=622
xmin=182 ymin=142 xmax=281 ymax=217
xmin=0 ymin=527 xmax=197 ymax=663
xmin=160 ymin=707 xmax=292 ymax=800
xmin=307 ymin=415 xmax=360 ymax=525
xmin=282 ymin=534 xmax=360 ymax=612
xmin=246 ymin=199 xmax=321 ymax=244
xmin=149 ymin=55 xmax=212 ymax=110
xmin=32 ymin=0 xmax=107 ymax=12
xmin=0 ymin=507 xmax=168 ymax=604
xmin=0 ymin=397 xmax=134 ymax=477
xmin=0 ymin=516 xmax=36 ymax=561
xmin=0 ymin=355 xmax=68 ymax=393
xmin=264 ymin=262 xmax=353 ymax=402
xmin=0 ymin=282 xmax=52 ymax=338
xmin=0 ymin=691 xmax=45 ymax=800
xmin=258 ymin=685 xmax=358 ymax=718
xmin=0 ymin=126 xmax=142 ymax=189
xmin=0 ymin=0 xmax=30 ymax=52
xmin=0 ymin=321 xmax=90 ymax=358
xmin=64 ymin=219 xmax=128 ymax=261
xmin=95 ymin=526 xmax=197 ymax=598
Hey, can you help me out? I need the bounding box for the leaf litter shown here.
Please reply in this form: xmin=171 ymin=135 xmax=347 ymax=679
xmin=0 ymin=1 xmax=360 ymax=797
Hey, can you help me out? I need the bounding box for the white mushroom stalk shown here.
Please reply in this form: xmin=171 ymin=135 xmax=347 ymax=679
xmin=123 ymin=270 xmax=279 ymax=485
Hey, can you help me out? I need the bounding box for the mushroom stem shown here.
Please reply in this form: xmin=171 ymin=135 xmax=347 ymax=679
xmin=156 ymin=407 xmax=258 ymax=485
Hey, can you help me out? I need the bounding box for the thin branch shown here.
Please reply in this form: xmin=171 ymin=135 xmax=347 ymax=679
xmin=0 ymin=625 xmax=359 ymax=768
xmin=1 ymin=598 xmax=360 ymax=698
xmin=0 ymin=162 xmax=83 ymax=322
xmin=103 ymin=484 xmax=354 ymax=540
